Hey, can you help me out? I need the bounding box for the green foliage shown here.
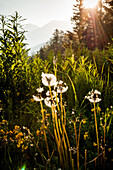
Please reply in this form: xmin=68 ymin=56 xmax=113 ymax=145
xmin=0 ymin=11 xmax=113 ymax=169
xmin=0 ymin=12 xmax=29 ymax=118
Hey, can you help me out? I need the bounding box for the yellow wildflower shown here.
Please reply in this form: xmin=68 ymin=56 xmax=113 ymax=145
xmin=9 ymin=130 xmax=13 ymax=134
xmin=36 ymin=130 xmax=40 ymax=136
xmin=84 ymin=132 xmax=88 ymax=140
xmin=108 ymin=148 xmax=111 ymax=152
xmin=20 ymin=140 xmax=24 ymax=144
xmin=97 ymin=107 xmax=101 ymax=112
xmin=82 ymin=119 xmax=86 ymax=124
xmin=91 ymin=108 xmax=94 ymax=112
xmin=18 ymin=132 xmax=23 ymax=136
xmin=30 ymin=98 xmax=34 ymax=102
xmin=17 ymin=92 xmax=20 ymax=96
xmin=93 ymin=142 xmax=97 ymax=146
xmin=41 ymin=131 xmax=43 ymax=135
xmin=2 ymin=119 xmax=8 ymax=124
xmin=14 ymin=125 xmax=20 ymax=130
xmin=0 ymin=129 xmax=5 ymax=133
xmin=17 ymin=144 xmax=20 ymax=148
xmin=41 ymin=120 xmax=43 ymax=123
xmin=24 ymin=146 xmax=28 ymax=150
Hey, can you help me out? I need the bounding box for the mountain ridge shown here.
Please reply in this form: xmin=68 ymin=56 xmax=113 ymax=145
xmin=24 ymin=20 xmax=72 ymax=54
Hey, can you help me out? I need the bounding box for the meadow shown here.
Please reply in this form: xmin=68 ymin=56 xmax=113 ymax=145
xmin=0 ymin=12 xmax=113 ymax=170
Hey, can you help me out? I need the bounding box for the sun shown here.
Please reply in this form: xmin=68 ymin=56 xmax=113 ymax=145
xmin=83 ymin=0 xmax=99 ymax=9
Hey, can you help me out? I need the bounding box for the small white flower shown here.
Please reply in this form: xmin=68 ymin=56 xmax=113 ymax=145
xmin=33 ymin=95 xmax=44 ymax=102
xmin=30 ymin=144 xmax=34 ymax=147
xmin=36 ymin=87 xmax=44 ymax=93
xmin=85 ymin=89 xmax=101 ymax=103
xmin=72 ymin=109 xmax=75 ymax=115
xmin=42 ymin=72 xmax=56 ymax=86
xmin=23 ymin=126 xmax=26 ymax=129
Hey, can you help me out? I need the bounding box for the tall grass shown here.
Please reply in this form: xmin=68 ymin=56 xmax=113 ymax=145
xmin=0 ymin=48 xmax=113 ymax=169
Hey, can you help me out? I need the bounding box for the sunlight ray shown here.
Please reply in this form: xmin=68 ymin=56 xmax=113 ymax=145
xmin=83 ymin=0 xmax=99 ymax=8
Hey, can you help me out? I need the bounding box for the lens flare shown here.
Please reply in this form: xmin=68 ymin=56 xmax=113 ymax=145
xmin=18 ymin=164 xmax=26 ymax=170
xmin=21 ymin=165 xmax=26 ymax=170
xmin=83 ymin=0 xmax=98 ymax=8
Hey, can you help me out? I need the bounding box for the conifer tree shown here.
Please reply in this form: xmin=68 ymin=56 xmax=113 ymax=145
xmin=103 ymin=0 xmax=113 ymax=44
xmin=71 ymin=0 xmax=85 ymax=43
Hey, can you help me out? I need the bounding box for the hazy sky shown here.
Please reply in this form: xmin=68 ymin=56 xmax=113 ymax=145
xmin=0 ymin=0 xmax=75 ymax=27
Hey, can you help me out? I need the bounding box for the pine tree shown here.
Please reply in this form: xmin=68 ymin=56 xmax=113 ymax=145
xmin=84 ymin=5 xmax=106 ymax=49
xmin=71 ymin=0 xmax=86 ymax=43
xmin=103 ymin=0 xmax=113 ymax=44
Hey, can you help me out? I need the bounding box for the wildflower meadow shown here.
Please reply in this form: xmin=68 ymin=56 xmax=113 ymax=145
xmin=0 ymin=11 xmax=113 ymax=170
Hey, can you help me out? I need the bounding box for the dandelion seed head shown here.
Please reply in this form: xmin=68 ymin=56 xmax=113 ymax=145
xmin=44 ymin=97 xmax=59 ymax=107
xmin=42 ymin=72 xmax=56 ymax=86
xmin=85 ymin=89 xmax=101 ymax=103
xmin=58 ymin=80 xmax=63 ymax=85
xmin=46 ymin=90 xmax=57 ymax=98
xmin=32 ymin=95 xmax=44 ymax=102
xmin=55 ymin=80 xmax=68 ymax=93
xmin=94 ymin=89 xmax=101 ymax=95
xmin=36 ymin=87 xmax=44 ymax=93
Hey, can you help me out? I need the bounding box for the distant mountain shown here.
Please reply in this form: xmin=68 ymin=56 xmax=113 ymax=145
xmin=24 ymin=24 xmax=39 ymax=32
xmin=24 ymin=20 xmax=72 ymax=54
xmin=30 ymin=42 xmax=46 ymax=55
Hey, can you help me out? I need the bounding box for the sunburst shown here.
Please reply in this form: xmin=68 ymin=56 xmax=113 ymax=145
xmin=83 ymin=0 xmax=99 ymax=8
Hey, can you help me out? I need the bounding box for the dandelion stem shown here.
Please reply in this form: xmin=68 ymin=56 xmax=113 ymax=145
xmin=54 ymin=110 xmax=66 ymax=164
xmin=85 ymin=149 xmax=87 ymax=170
xmin=60 ymin=93 xmax=63 ymax=122
xmin=74 ymin=120 xmax=81 ymax=170
xmin=94 ymin=102 xmax=99 ymax=156
xmin=74 ymin=122 xmax=78 ymax=147
xmin=40 ymin=100 xmax=50 ymax=159
xmin=63 ymin=105 xmax=66 ymax=126
xmin=103 ymin=124 xmax=106 ymax=168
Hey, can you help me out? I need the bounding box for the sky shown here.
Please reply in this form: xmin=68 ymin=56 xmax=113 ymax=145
xmin=0 ymin=0 xmax=75 ymax=27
